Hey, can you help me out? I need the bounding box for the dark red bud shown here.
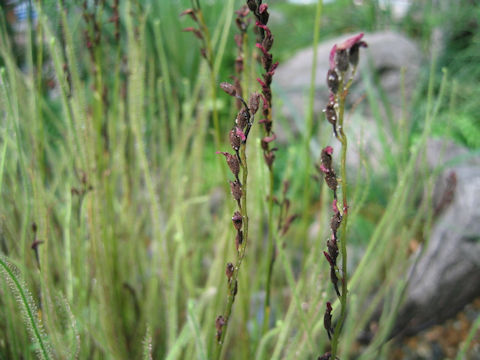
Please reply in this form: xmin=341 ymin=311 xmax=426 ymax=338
xmin=226 ymin=262 xmax=234 ymax=281
xmin=247 ymin=0 xmax=257 ymax=12
xmin=229 ymin=128 xmax=241 ymax=151
xmin=231 ymin=211 xmax=243 ymax=230
xmin=235 ymin=230 xmax=243 ymax=251
xmin=330 ymin=211 xmax=342 ymax=233
xmin=216 ymin=151 xmax=240 ymax=178
xmin=325 ymin=102 xmax=337 ymax=126
xmin=215 ymin=315 xmax=225 ymax=330
xmin=262 ymin=33 xmax=274 ymax=52
xmin=325 ymin=173 xmax=338 ymax=192
xmin=236 ymin=108 xmax=250 ymax=129
xmin=327 ymin=69 xmax=339 ymax=94
xmin=327 ymin=238 xmax=339 ymax=263
xmin=348 ymin=40 xmax=367 ymax=66
xmin=324 ymin=302 xmax=333 ymax=339
xmin=318 ymin=353 xmax=332 ymax=360
xmin=336 ymin=48 xmax=349 ymax=72
xmin=180 ymin=9 xmax=198 ymax=22
xmin=220 ymin=82 xmax=237 ymax=97
xmin=321 ymin=147 xmax=333 ymax=172
xmin=236 ymin=127 xmax=246 ymax=142
xmin=229 ymin=180 xmax=242 ymax=201
xmin=31 ymin=240 xmax=44 ymax=250
xmin=248 ymin=93 xmax=260 ymax=115
xmin=323 ymin=251 xmax=334 ymax=267
xmin=215 ymin=315 xmax=226 ymax=341
xmin=262 ymin=133 xmax=276 ymax=144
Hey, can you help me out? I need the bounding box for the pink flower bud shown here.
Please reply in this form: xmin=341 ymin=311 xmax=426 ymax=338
xmin=220 ymin=82 xmax=237 ymax=97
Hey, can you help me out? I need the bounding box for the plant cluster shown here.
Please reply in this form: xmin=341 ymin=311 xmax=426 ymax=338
xmin=0 ymin=1 xmax=462 ymax=359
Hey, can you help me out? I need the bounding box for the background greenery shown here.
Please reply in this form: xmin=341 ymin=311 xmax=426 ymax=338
xmin=0 ymin=0 xmax=478 ymax=359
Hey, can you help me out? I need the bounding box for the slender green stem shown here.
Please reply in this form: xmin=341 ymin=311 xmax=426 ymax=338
xmin=262 ymin=168 xmax=275 ymax=334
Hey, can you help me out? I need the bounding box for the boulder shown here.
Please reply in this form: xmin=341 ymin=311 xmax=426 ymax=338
xmin=391 ymin=161 xmax=480 ymax=337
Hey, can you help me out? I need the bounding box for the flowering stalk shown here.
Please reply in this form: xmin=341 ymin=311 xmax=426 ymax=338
xmin=232 ymin=6 xmax=250 ymax=110
xmin=318 ymin=33 xmax=367 ymax=359
xmin=215 ymin=83 xmax=260 ymax=360
xmin=245 ymin=0 xmax=279 ymax=334
xmin=181 ymin=3 xmax=222 ymax=152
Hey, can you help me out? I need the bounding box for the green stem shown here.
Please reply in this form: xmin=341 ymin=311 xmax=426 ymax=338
xmin=330 ymin=77 xmax=349 ymax=359
xmin=262 ymin=168 xmax=275 ymax=334
xmin=214 ymin=141 xmax=249 ymax=360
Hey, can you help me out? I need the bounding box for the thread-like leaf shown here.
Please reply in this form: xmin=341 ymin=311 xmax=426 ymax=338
xmin=0 ymin=255 xmax=53 ymax=360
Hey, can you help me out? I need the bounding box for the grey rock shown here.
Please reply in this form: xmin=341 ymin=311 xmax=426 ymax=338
xmin=391 ymin=162 xmax=480 ymax=337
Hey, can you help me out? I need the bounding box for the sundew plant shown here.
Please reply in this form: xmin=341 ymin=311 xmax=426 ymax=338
xmin=0 ymin=0 xmax=466 ymax=359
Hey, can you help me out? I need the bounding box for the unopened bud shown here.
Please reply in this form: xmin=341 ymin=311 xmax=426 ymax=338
xmin=330 ymin=211 xmax=342 ymax=233
xmin=236 ymin=108 xmax=250 ymax=129
xmin=235 ymin=230 xmax=243 ymax=251
xmin=325 ymin=173 xmax=338 ymax=192
xmin=327 ymin=69 xmax=339 ymax=94
xmin=324 ymin=302 xmax=333 ymax=340
xmin=248 ymin=93 xmax=261 ymax=115
xmin=215 ymin=315 xmax=226 ymax=342
xmin=179 ymin=8 xmax=198 ymax=22
xmin=325 ymin=102 xmax=337 ymax=126
xmin=321 ymin=146 xmax=334 ymax=172
xmin=348 ymin=41 xmax=367 ymax=67
xmin=246 ymin=0 xmax=257 ymax=12
xmin=323 ymin=251 xmax=334 ymax=267
xmin=229 ymin=180 xmax=242 ymax=201
xmin=226 ymin=262 xmax=234 ymax=281
xmin=327 ymin=238 xmax=339 ymax=263
xmin=217 ymin=151 xmax=240 ymax=178
xmin=229 ymin=128 xmax=241 ymax=151
xmin=336 ymin=49 xmax=349 ymax=72
xmin=220 ymin=82 xmax=237 ymax=97
xmin=232 ymin=211 xmax=243 ymax=230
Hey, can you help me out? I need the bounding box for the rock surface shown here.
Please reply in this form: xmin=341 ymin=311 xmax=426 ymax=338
xmin=391 ymin=162 xmax=480 ymax=337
